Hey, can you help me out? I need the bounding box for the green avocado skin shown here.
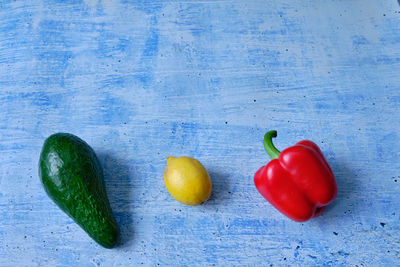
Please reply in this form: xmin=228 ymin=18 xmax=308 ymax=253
xmin=39 ymin=133 xmax=119 ymax=248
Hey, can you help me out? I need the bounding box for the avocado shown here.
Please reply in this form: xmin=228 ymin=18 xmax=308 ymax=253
xmin=39 ymin=133 xmax=119 ymax=248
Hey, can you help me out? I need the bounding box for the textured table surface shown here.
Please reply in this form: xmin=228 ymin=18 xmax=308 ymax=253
xmin=1 ymin=0 xmax=400 ymax=266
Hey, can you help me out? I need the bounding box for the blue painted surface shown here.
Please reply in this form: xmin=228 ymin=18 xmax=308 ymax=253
xmin=0 ymin=0 xmax=400 ymax=266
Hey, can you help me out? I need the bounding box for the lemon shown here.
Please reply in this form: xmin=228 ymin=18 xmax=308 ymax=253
xmin=163 ymin=156 xmax=212 ymax=206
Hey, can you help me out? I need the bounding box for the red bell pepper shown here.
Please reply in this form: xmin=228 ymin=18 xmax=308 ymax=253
xmin=254 ymin=130 xmax=337 ymax=222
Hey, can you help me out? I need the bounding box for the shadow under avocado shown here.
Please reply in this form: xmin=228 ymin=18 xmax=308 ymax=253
xmin=97 ymin=151 xmax=135 ymax=248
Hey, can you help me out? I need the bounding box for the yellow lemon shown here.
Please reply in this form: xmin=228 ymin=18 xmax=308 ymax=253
xmin=163 ymin=156 xmax=212 ymax=206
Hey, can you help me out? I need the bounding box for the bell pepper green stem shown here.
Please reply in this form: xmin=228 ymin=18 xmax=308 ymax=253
xmin=263 ymin=130 xmax=281 ymax=160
